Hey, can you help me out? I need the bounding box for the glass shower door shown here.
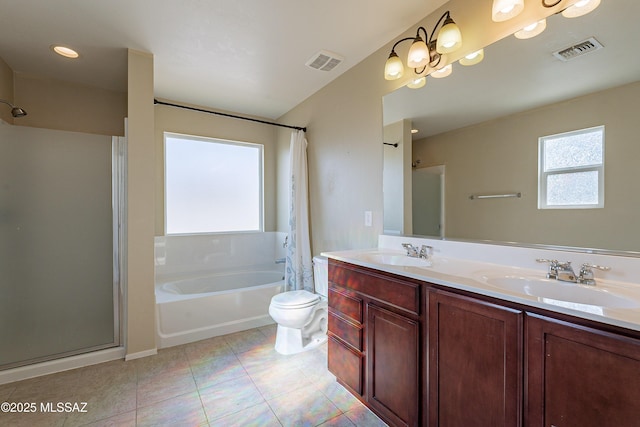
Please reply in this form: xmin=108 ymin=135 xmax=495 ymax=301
xmin=0 ymin=123 xmax=120 ymax=369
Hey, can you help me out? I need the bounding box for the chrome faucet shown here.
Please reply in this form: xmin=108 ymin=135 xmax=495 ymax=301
xmin=537 ymin=259 xmax=576 ymax=282
xmin=556 ymin=261 xmax=576 ymax=283
xmin=577 ymin=263 xmax=611 ymax=286
xmin=537 ymin=259 xmax=610 ymax=285
xmin=402 ymin=243 xmax=432 ymax=260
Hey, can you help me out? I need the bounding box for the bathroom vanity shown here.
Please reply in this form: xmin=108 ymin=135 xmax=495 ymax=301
xmin=325 ymin=237 xmax=640 ymax=427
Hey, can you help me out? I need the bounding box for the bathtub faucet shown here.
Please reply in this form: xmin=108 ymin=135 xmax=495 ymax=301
xmin=275 ymin=258 xmax=286 ymax=264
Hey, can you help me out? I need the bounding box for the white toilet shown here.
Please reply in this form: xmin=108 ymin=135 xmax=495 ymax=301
xmin=269 ymin=256 xmax=328 ymax=355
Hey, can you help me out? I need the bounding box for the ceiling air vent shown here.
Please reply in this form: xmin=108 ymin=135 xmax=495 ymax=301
xmin=305 ymin=50 xmax=344 ymax=72
xmin=553 ymin=37 xmax=604 ymax=62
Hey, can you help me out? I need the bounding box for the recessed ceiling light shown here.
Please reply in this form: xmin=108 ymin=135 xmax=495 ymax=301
xmin=411 ymin=129 xmax=419 ymax=134
xmin=52 ymin=45 xmax=79 ymax=59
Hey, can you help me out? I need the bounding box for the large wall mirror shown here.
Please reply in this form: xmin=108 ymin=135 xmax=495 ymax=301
xmin=383 ymin=0 xmax=640 ymax=254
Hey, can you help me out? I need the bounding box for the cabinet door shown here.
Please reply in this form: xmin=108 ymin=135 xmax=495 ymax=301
xmin=429 ymin=290 xmax=523 ymax=427
xmin=526 ymin=314 xmax=640 ymax=427
xmin=367 ymin=303 xmax=420 ymax=427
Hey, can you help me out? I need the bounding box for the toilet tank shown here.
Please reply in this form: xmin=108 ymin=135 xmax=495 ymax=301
xmin=313 ymin=256 xmax=328 ymax=297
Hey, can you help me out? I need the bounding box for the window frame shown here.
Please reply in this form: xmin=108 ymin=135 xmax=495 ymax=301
xmin=164 ymin=132 xmax=264 ymax=235
xmin=538 ymin=125 xmax=605 ymax=210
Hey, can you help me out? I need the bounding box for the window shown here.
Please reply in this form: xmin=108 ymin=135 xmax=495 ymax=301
xmin=538 ymin=126 xmax=604 ymax=209
xmin=165 ymin=132 xmax=263 ymax=234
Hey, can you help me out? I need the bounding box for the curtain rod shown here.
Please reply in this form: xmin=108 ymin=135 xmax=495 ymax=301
xmin=154 ymin=99 xmax=307 ymax=132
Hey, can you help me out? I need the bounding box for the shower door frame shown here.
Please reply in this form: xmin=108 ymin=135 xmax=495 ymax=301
xmin=111 ymin=134 xmax=127 ymax=353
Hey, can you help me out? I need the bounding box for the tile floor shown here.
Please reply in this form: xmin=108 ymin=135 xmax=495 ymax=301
xmin=0 ymin=325 xmax=388 ymax=426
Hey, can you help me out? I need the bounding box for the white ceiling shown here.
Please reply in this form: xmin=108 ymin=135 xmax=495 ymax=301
xmin=0 ymin=0 xmax=448 ymax=120
xmin=384 ymin=0 xmax=640 ymax=139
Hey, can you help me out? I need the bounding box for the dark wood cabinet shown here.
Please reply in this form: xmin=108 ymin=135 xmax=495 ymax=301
xmin=328 ymin=259 xmax=424 ymax=427
xmin=526 ymin=314 xmax=640 ymax=427
xmin=327 ymin=284 xmax=364 ymax=397
xmin=327 ymin=258 xmax=640 ymax=427
xmin=428 ymin=290 xmax=523 ymax=427
xmin=367 ymin=303 xmax=419 ymax=427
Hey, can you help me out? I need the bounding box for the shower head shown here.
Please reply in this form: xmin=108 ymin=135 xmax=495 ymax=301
xmin=10 ymin=106 xmax=27 ymax=117
xmin=0 ymin=99 xmax=27 ymax=118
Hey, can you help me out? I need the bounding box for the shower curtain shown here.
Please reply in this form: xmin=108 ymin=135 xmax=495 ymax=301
xmin=284 ymin=129 xmax=314 ymax=292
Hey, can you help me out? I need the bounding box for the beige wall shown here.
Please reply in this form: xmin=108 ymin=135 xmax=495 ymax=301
xmin=413 ymin=81 xmax=640 ymax=251
xmin=0 ymin=60 xmax=125 ymax=136
xmin=0 ymin=57 xmax=14 ymax=124
xmin=13 ymin=73 xmax=126 ymax=136
xmin=154 ymin=103 xmax=279 ymax=236
xmin=277 ymin=0 xmax=566 ymax=255
xmin=126 ymin=49 xmax=157 ymax=356
xmin=383 ymin=119 xmax=412 ymax=235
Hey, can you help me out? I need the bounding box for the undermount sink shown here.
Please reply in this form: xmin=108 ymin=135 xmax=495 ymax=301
xmin=359 ymin=252 xmax=432 ymax=268
xmin=483 ymin=276 xmax=638 ymax=309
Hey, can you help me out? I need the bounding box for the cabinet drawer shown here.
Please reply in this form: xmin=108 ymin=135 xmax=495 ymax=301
xmin=328 ymin=287 xmax=363 ymax=324
xmin=328 ymin=312 xmax=363 ymax=351
xmin=330 ymin=262 xmax=420 ymax=315
xmin=328 ymin=336 xmax=363 ymax=396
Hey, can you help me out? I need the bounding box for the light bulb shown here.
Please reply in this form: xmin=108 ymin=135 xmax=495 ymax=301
xmin=436 ymin=17 xmax=462 ymax=54
xmin=384 ymin=52 xmax=404 ymax=80
xmin=407 ymin=37 xmax=430 ymax=68
xmin=492 ymin=0 xmax=524 ymax=22
xmin=407 ymin=77 xmax=426 ymax=89
xmin=459 ymin=49 xmax=484 ymax=66
xmin=562 ymin=0 xmax=601 ymax=18
xmin=431 ymin=64 xmax=452 ymax=78
xmin=514 ymin=19 xmax=547 ymax=39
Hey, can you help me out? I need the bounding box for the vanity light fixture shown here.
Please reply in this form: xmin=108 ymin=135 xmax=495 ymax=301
xmin=384 ymin=10 xmax=462 ymax=81
xmin=52 ymin=45 xmax=79 ymax=59
xmin=459 ymin=49 xmax=485 ymax=66
xmin=514 ymin=19 xmax=547 ymax=39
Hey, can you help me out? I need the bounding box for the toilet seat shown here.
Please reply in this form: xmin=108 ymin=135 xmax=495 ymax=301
xmin=271 ymin=290 xmax=320 ymax=309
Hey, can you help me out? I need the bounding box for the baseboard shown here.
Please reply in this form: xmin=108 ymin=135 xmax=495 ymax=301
xmin=0 ymin=347 xmax=126 ymax=386
xmin=124 ymin=348 xmax=158 ymax=361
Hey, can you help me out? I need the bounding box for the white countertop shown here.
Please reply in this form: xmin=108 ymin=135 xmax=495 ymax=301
xmin=323 ymin=244 xmax=640 ymax=333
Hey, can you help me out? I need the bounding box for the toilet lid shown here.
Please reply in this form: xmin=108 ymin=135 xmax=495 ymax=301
xmin=271 ymin=290 xmax=320 ymax=308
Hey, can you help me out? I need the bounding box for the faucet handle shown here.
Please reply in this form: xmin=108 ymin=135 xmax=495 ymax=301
xmin=419 ymin=245 xmax=433 ymax=260
xmin=536 ymin=258 xmax=559 ymax=279
xmin=581 ymin=263 xmax=610 ymax=272
xmin=578 ymin=263 xmax=610 ymax=286
xmin=402 ymin=243 xmax=419 ymax=257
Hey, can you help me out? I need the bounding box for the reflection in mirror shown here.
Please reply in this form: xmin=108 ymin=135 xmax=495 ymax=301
xmin=412 ymin=165 xmax=444 ymax=237
xmin=383 ymin=0 xmax=640 ymax=254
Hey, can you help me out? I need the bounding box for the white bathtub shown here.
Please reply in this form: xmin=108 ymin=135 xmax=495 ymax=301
xmin=155 ymin=269 xmax=284 ymax=348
